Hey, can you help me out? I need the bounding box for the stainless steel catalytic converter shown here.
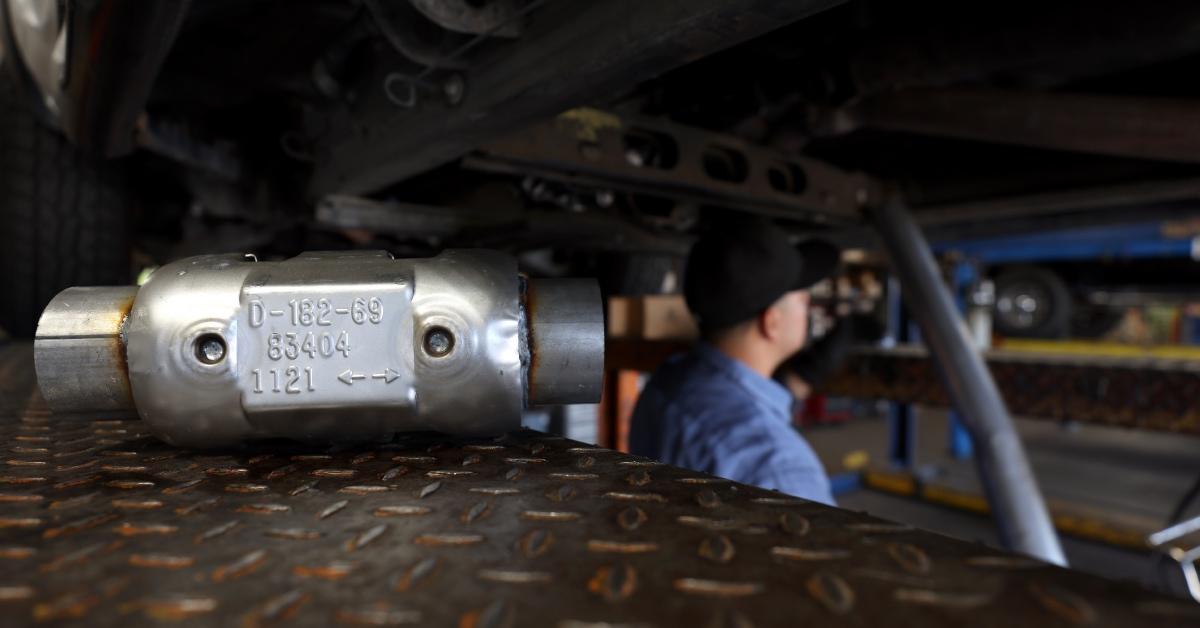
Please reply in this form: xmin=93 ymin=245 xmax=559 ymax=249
xmin=34 ymin=250 xmax=603 ymax=447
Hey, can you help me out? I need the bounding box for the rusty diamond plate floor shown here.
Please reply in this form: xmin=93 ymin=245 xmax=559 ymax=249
xmin=0 ymin=343 xmax=1198 ymax=627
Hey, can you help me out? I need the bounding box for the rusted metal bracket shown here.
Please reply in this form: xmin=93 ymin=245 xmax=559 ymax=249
xmin=465 ymin=107 xmax=879 ymax=225
xmin=309 ymin=0 xmax=849 ymax=195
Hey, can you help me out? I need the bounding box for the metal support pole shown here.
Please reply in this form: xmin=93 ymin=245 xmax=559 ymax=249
xmin=868 ymin=196 xmax=1067 ymax=565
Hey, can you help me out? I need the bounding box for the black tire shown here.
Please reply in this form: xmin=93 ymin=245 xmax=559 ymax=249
xmin=992 ymin=266 xmax=1071 ymax=339
xmin=0 ymin=77 xmax=130 ymax=338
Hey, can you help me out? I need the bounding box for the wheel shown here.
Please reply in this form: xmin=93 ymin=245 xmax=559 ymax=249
xmin=0 ymin=76 xmax=131 ymax=338
xmin=992 ymin=266 xmax=1071 ymax=339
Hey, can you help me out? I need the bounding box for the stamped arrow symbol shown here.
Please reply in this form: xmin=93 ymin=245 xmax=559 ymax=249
xmin=372 ymin=368 xmax=400 ymax=384
xmin=340 ymin=368 xmax=399 ymax=385
xmin=338 ymin=370 xmax=367 ymax=385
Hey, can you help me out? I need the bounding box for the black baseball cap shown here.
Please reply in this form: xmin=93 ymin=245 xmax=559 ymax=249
xmin=683 ymin=219 xmax=840 ymax=330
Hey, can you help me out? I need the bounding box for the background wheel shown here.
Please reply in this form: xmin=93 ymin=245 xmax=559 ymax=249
xmin=992 ymin=265 xmax=1071 ymax=339
xmin=0 ymin=77 xmax=131 ymax=338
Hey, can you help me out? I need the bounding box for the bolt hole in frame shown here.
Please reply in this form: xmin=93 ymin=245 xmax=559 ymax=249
xmin=623 ymin=128 xmax=679 ymax=169
xmin=767 ymin=161 xmax=808 ymax=195
xmin=702 ymin=145 xmax=749 ymax=183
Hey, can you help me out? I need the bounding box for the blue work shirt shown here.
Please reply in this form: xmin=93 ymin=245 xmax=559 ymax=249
xmin=629 ymin=343 xmax=834 ymax=505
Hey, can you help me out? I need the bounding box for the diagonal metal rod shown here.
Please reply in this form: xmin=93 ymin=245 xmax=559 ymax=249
xmin=868 ymin=195 xmax=1067 ymax=565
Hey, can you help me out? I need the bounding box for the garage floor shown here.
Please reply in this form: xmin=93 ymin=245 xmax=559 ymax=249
xmin=803 ymin=405 xmax=1200 ymax=594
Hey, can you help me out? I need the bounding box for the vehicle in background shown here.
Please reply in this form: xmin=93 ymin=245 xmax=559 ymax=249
xmin=938 ymin=220 xmax=1200 ymax=339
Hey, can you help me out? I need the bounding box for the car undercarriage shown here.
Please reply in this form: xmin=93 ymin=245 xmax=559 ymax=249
xmin=5 ymin=0 xmax=1200 ymax=307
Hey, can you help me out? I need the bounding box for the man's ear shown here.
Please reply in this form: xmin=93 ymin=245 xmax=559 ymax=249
xmin=759 ymin=304 xmax=781 ymax=340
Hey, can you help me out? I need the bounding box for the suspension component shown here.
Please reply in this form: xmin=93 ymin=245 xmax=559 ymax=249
xmin=33 ymin=250 xmax=603 ymax=447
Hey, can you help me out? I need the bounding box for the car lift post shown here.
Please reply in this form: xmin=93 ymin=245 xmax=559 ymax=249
xmin=947 ymin=261 xmax=979 ymax=460
xmin=884 ymin=276 xmax=917 ymax=469
xmin=868 ymin=195 xmax=1067 ymax=565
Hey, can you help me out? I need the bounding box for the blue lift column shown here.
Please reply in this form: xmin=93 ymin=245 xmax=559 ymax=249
xmin=885 ymin=276 xmax=918 ymax=469
xmin=947 ymin=261 xmax=978 ymax=461
xmin=884 ymin=262 xmax=976 ymax=468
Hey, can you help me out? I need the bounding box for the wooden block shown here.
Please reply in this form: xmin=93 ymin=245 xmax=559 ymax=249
xmin=639 ymin=295 xmax=698 ymax=340
xmin=607 ymin=295 xmax=697 ymax=340
xmin=607 ymin=296 xmax=637 ymax=338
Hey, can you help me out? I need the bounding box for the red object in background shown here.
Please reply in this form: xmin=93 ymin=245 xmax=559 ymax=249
xmin=598 ymin=370 xmax=640 ymax=452
xmin=796 ymin=393 xmax=852 ymax=427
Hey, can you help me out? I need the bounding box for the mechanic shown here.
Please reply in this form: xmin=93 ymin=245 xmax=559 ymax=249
xmin=629 ymin=218 xmax=839 ymax=505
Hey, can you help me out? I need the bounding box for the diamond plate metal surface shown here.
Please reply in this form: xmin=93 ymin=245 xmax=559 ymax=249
xmin=1 ymin=343 xmax=1198 ymax=626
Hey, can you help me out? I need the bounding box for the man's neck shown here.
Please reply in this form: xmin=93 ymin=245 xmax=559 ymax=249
xmin=709 ymin=338 xmax=780 ymax=380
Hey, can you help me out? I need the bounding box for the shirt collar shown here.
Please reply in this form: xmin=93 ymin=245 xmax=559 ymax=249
xmin=694 ymin=342 xmax=794 ymax=418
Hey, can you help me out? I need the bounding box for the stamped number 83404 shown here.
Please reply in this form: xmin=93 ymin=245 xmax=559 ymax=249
xmin=266 ymin=331 xmax=350 ymax=361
